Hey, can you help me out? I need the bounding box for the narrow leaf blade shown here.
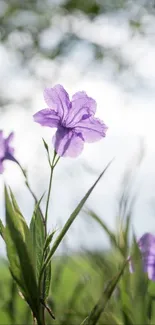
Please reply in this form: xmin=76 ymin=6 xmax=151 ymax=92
xmin=83 ymin=261 xmax=127 ymax=325
xmin=5 ymin=187 xmax=40 ymax=318
xmin=43 ymin=159 xmax=114 ymax=273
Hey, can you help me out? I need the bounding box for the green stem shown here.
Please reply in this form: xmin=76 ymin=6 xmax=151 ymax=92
xmin=44 ymin=151 xmax=58 ymax=225
xmin=40 ymin=165 xmax=53 ymax=325
xmin=41 ymin=151 xmax=59 ymax=325
xmin=41 ymin=164 xmax=54 ymax=325
xmin=45 ymin=166 xmax=54 ymax=226
xmin=18 ymin=163 xmax=38 ymax=204
xmin=17 ymin=162 xmax=45 ymax=227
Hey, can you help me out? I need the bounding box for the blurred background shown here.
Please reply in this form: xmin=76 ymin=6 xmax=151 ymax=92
xmin=0 ymin=0 xmax=155 ymax=256
xmin=1 ymin=1 xmax=155 ymax=324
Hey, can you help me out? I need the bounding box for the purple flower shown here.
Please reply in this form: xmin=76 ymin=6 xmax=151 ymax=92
xmin=0 ymin=131 xmax=15 ymax=173
xmin=33 ymin=85 xmax=107 ymax=157
xmin=130 ymin=233 xmax=155 ymax=281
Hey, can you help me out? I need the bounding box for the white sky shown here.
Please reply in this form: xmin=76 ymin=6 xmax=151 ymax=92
xmin=0 ymin=12 xmax=155 ymax=255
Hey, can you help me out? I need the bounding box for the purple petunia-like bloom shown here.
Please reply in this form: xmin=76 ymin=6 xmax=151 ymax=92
xmin=130 ymin=233 xmax=155 ymax=281
xmin=0 ymin=131 xmax=15 ymax=173
xmin=33 ymin=85 xmax=107 ymax=157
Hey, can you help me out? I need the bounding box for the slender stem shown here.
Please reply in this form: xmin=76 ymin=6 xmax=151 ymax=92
xmin=44 ymin=151 xmax=58 ymax=226
xmin=44 ymin=166 xmax=54 ymax=227
xmin=53 ymin=156 xmax=60 ymax=168
xmin=17 ymin=162 xmax=45 ymax=226
xmin=32 ymin=314 xmax=37 ymax=325
xmin=40 ymin=162 xmax=54 ymax=325
xmin=18 ymin=163 xmax=38 ymax=204
xmin=40 ymin=299 xmax=55 ymax=319
xmin=40 ymin=163 xmax=54 ymax=325
xmin=41 ymin=151 xmax=59 ymax=325
xmin=39 ymin=309 xmax=45 ymax=325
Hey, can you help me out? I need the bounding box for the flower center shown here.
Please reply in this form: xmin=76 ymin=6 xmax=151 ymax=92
xmin=62 ymin=119 xmax=72 ymax=129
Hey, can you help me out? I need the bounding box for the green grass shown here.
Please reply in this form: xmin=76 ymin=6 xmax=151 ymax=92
xmin=0 ymin=253 xmax=117 ymax=324
xmin=0 ymin=223 xmax=155 ymax=325
xmin=0 ymin=247 xmax=155 ymax=325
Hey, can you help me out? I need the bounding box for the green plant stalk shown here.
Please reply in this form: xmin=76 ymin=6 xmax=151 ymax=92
xmin=39 ymin=159 xmax=114 ymax=283
xmin=17 ymin=162 xmax=38 ymax=203
xmin=44 ymin=166 xmax=54 ymax=226
xmin=40 ymin=166 xmax=53 ymax=325
xmin=45 ymin=150 xmax=57 ymax=226
xmin=41 ymin=151 xmax=59 ymax=325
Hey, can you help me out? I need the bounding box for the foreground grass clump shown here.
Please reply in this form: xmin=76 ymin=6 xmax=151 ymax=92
xmin=0 ymin=254 xmax=106 ymax=324
xmin=0 ymin=244 xmax=154 ymax=325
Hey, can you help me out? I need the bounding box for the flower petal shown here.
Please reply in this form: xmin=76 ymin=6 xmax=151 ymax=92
xmin=75 ymin=116 xmax=108 ymax=143
xmin=66 ymin=91 xmax=96 ymax=127
xmin=138 ymin=233 xmax=155 ymax=254
xmin=0 ymin=161 xmax=4 ymax=174
xmin=138 ymin=233 xmax=155 ymax=281
xmin=144 ymin=255 xmax=155 ymax=280
xmin=52 ymin=127 xmax=84 ymax=157
xmin=0 ymin=131 xmax=5 ymax=159
xmin=33 ymin=109 xmax=60 ymax=128
xmin=43 ymin=85 xmax=70 ymax=120
xmin=5 ymin=132 xmax=14 ymax=156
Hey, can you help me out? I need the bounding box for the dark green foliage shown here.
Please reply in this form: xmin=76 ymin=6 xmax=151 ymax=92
xmin=4 ymin=187 xmax=41 ymax=322
xmin=30 ymin=202 xmax=45 ymax=281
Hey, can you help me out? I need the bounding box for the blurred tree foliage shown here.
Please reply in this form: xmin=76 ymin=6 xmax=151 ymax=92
xmin=0 ymin=0 xmax=155 ymax=107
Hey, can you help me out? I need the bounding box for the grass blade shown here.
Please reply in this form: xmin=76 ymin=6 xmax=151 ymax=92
xmin=82 ymin=261 xmax=127 ymax=325
xmin=41 ymin=159 xmax=114 ymax=277
xmin=87 ymin=211 xmax=118 ymax=248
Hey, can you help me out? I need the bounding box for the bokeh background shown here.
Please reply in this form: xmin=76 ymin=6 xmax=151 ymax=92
xmin=1 ymin=0 xmax=155 ymax=256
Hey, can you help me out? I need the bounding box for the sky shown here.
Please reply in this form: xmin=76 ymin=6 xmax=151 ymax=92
xmin=0 ymin=10 xmax=155 ymax=256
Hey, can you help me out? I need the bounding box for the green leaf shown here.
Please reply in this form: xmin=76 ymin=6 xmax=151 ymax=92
xmin=82 ymin=261 xmax=127 ymax=325
xmin=43 ymin=231 xmax=56 ymax=254
xmin=99 ymin=312 xmax=121 ymax=325
xmin=42 ymin=232 xmax=55 ymax=299
xmin=30 ymin=200 xmax=45 ymax=281
xmin=120 ymin=282 xmax=135 ymax=325
xmin=4 ymin=187 xmax=40 ymax=321
xmin=129 ymin=236 xmax=149 ymax=324
xmin=42 ymin=138 xmax=51 ymax=166
xmin=9 ymin=187 xmax=24 ymax=217
xmin=0 ymin=219 xmax=5 ymax=239
xmin=5 ymin=277 xmax=18 ymax=324
xmin=8 ymin=188 xmax=31 ymax=250
xmin=42 ymin=138 xmax=49 ymax=153
xmin=41 ymin=159 xmax=114 ymax=277
xmin=5 ymin=226 xmax=25 ymax=292
xmin=119 ymin=213 xmax=131 ymax=258
xmin=30 ymin=198 xmax=53 ymax=300
xmin=119 ymin=264 xmax=135 ymax=325
xmin=44 ymin=259 xmax=51 ymax=299
xmin=148 ymin=281 xmax=155 ymax=298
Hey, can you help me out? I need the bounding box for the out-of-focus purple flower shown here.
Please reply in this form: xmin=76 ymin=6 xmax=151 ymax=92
xmin=0 ymin=131 xmax=16 ymax=173
xmin=129 ymin=233 xmax=155 ymax=281
xmin=33 ymin=85 xmax=107 ymax=157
